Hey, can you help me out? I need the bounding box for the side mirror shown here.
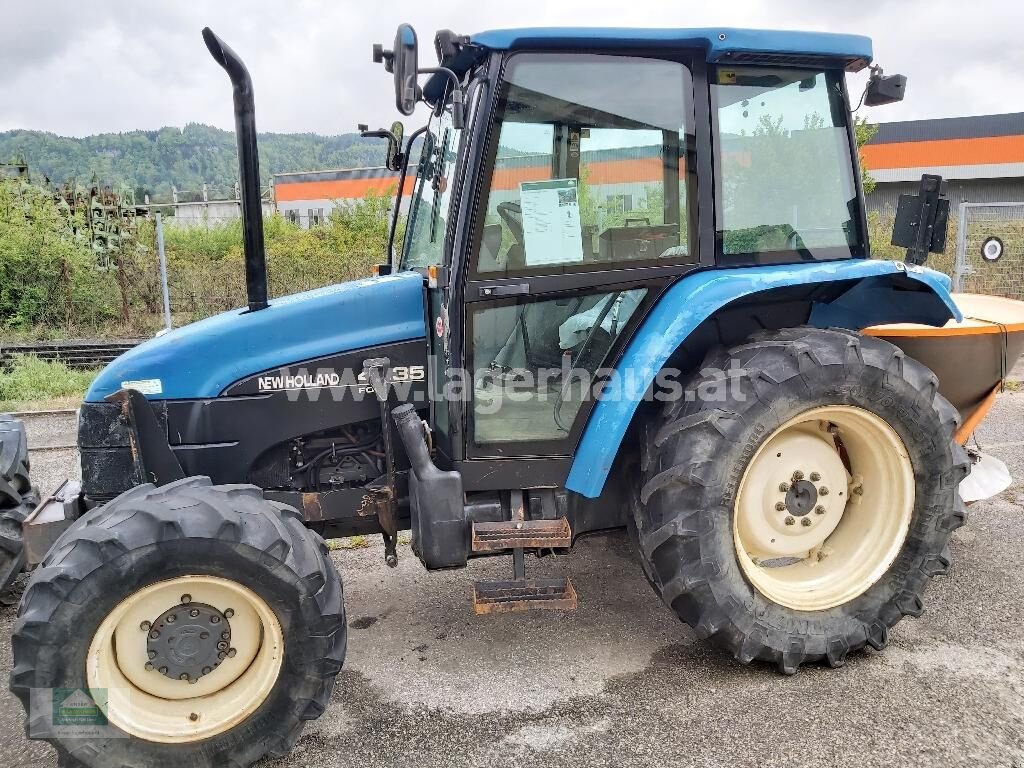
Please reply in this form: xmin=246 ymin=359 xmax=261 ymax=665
xmin=375 ymin=24 xmax=419 ymax=116
xmin=864 ymin=71 xmax=907 ymax=107
xmin=387 ymin=121 xmax=405 ymax=170
xmin=372 ymin=25 xmax=419 ymax=115
xmin=358 ymin=121 xmax=407 ymax=172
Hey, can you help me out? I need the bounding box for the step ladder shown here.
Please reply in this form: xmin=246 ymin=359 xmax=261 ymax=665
xmin=471 ymin=490 xmax=577 ymax=614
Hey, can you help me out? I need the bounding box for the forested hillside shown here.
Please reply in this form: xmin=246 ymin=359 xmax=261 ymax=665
xmin=0 ymin=123 xmax=385 ymax=202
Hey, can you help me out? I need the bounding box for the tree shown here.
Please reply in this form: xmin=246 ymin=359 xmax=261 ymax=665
xmin=854 ymin=117 xmax=879 ymax=195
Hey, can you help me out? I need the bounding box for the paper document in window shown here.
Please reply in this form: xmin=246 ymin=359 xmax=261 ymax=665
xmin=519 ymin=179 xmax=584 ymax=266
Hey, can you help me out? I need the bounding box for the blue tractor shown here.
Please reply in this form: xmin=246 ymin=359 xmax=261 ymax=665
xmin=8 ymin=23 xmax=969 ymax=766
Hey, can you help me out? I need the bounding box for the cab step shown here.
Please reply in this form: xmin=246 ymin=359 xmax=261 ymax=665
xmin=471 ymin=517 xmax=572 ymax=552
xmin=472 ymin=577 xmax=577 ymax=614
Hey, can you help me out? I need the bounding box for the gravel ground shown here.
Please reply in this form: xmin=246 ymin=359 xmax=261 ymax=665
xmin=2 ymin=397 xmax=1024 ymax=767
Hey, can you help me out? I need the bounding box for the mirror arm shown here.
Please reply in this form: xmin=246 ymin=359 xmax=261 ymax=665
xmin=417 ymin=66 xmax=466 ymax=128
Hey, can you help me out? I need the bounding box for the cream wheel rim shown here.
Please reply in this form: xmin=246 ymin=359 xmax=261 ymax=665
xmin=86 ymin=575 xmax=284 ymax=743
xmin=733 ymin=405 xmax=915 ymax=611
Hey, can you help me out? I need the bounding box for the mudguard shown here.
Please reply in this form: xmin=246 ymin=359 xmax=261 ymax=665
xmin=566 ymin=260 xmax=960 ymax=499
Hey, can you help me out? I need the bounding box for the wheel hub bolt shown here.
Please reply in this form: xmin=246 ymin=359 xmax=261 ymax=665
xmin=181 ymin=594 xmax=192 ymax=605
xmin=149 ymin=629 xmax=160 ymax=640
xmin=819 ymin=486 xmax=830 ymax=496
xmin=211 ymin=615 xmax=221 ymax=624
xmin=785 ymin=516 xmax=796 ymax=526
xmin=218 ymin=651 xmax=227 ymax=660
xmin=227 ymin=648 xmax=237 ymax=658
xmin=145 ymin=662 xmax=154 ymax=671
xmin=189 ymin=608 xmax=200 ymax=618
xmin=179 ymin=673 xmax=189 ymax=681
xmin=166 ymin=614 xmax=177 ymax=623
xmin=801 ymin=518 xmax=812 ymax=527
xmin=809 ymin=472 xmax=821 ymax=482
xmin=159 ymin=666 xmax=168 ymax=674
xmin=140 ymin=621 xmax=151 ymax=632
xmin=221 ymin=631 xmax=230 ymax=640
xmin=792 ymin=470 xmax=804 ymax=481
xmin=779 ymin=482 xmax=790 ymax=492
xmin=224 ymin=608 xmax=235 ymax=619
xmin=202 ymin=666 xmax=212 ymax=675
xmin=815 ymin=505 xmax=826 ymax=515
xmin=775 ymin=502 xmax=787 ymax=511
xmin=217 ymin=640 xmax=229 ymax=651
xmin=147 ymin=650 xmax=157 ymax=660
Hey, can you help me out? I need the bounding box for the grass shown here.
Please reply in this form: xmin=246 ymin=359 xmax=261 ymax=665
xmin=0 ymin=355 xmax=99 ymax=412
xmin=326 ymin=535 xmax=371 ymax=550
xmin=326 ymin=531 xmax=412 ymax=550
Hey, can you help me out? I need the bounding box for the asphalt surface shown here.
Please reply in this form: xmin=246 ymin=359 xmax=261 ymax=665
xmin=2 ymin=398 xmax=1024 ymax=767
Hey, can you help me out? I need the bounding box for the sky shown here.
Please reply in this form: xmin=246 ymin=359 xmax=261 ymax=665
xmin=1 ymin=0 xmax=1022 ymax=138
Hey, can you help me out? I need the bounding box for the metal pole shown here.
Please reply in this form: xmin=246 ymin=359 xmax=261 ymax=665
xmin=156 ymin=213 xmax=172 ymax=331
xmin=954 ymin=201 xmax=969 ymax=292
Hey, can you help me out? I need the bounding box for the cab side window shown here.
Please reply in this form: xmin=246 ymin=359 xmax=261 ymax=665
xmin=474 ymin=53 xmax=696 ymax=277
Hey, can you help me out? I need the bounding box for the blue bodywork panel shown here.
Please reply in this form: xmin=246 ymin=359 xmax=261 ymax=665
xmin=565 ymin=261 xmax=959 ymax=499
xmin=85 ymin=272 xmax=426 ymax=402
xmin=470 ymin=27 xmax=873 ymax=68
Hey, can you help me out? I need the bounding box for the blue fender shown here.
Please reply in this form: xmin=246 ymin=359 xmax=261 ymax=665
xmin=565 ymin=260 xmax=960 ymax=499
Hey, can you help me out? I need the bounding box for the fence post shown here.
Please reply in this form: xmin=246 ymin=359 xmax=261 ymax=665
xmin=156 ymin=213 xmax=172 ymax=332
xmin=954 ymin=201 xmax=969 ymax=292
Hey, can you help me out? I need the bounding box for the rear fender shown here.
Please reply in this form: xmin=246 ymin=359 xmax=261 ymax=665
xmin=566 ymin=260 xmax=960 ymax=499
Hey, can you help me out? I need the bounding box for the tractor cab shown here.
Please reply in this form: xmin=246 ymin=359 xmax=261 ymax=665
xmin=372 ymin=26 xmax=910 ymax=475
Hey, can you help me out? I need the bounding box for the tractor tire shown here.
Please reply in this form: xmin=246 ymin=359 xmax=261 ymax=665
xmin=10 ymin=476 xmax=346 ymax=767
xmin=631 ymin=327 xmax=969 ymax=674
xmin=0 ymin=415 xmax=39 ymax=600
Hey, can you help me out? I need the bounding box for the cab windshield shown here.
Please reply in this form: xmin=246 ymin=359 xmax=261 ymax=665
xmin=401 ymin=108 xmax=460 ymax=270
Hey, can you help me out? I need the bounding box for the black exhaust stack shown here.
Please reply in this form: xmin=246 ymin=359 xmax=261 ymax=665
xmin=202 ymin=27 xmax=269 ymax=312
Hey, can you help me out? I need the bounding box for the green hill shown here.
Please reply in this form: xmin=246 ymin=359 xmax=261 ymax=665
xmin=0 ymin=123 xmax=386 ymax=203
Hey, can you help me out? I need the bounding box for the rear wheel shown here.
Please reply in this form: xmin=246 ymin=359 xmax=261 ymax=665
xmin=0 ymin=415 xmax=39 ymax=601
xmin=632 ymin=327 xmax=969 ymax=673
xmin=10 ymin=477 xmax=346 ymax=767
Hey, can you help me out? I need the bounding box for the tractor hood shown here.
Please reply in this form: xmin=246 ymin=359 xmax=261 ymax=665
xmin=85 ymin=272 xmax=426 ymax=402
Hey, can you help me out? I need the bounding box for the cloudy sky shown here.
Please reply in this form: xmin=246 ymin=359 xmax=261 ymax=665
xmin=2 ymin=0 xmax=1022 ymax=137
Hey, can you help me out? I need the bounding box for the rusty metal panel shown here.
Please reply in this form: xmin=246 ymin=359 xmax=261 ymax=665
xmin=472 ymin=577 xmax=577 ymax=614
xmin=23 ymin=480 xmax=82 ymax=566
xmin=471 ymin=518 xmax=571 ymax=553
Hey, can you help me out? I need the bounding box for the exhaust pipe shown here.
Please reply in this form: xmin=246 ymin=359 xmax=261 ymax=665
xmin=202 ymin=27 xmax=269 ymax=312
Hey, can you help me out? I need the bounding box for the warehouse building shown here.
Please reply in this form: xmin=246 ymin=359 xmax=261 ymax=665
xmin=273 ymin=168 xmax=412 ymax=227
xmin=271 ymin=112 xmax=1024 ymax=226
xmin=863 ymin=112 xmax=1024 ymax=213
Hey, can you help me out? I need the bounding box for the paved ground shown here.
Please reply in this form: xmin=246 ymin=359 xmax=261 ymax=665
xmin=2 ymin=397 xmax=1024 ymax=767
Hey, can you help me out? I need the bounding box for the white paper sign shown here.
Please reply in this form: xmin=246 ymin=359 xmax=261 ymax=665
xmin=519 ymin=178 xmax=584 ymax=267
xmin=120 ymin=379 xmax=163 ymax=395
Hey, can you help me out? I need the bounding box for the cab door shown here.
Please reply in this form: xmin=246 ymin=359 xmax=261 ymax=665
xmin=458 ymin=52 xmax=702 ymax=473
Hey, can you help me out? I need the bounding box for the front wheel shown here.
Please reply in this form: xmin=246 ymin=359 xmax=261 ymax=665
xmin=0 ymin=415 xmax=39 ymax=600
xmin=632 ymin=327 xmax=969 ymax=674
xmin=10 ymin=477 xmax=346 ymax=767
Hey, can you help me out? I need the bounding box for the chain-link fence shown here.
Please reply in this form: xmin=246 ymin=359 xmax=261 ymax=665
xmin=954 ymin=202 xmax=1024 ymax=298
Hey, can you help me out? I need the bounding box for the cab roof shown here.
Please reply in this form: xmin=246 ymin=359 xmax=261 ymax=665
xmin=468 ymin=27 xmax=873 ymax=71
